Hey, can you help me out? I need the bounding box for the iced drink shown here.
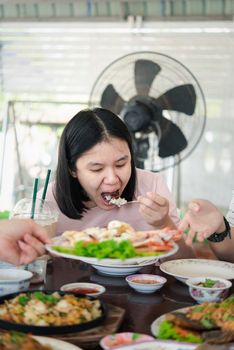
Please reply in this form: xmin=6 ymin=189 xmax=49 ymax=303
xmin=11 ymin=198 xmax=58 ymax=238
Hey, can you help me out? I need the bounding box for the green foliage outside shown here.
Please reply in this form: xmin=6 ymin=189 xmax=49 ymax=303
xmin=0 ymin=211 xmax=10 ymax=220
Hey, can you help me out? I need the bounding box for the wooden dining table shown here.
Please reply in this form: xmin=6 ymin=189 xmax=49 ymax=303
xmin=28 ymin=240 xmax=230 ymax=349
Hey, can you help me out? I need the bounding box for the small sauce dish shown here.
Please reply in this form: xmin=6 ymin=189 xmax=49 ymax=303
xmin=186 ymin=276 xmax=232 ymax=303
xmin=60 ymin=282 xmax=106 ymax=296
xmin=125 ymin=274 xmax=167 ymax=293
xmin=100 ymin=332 xmax=154 ymax=349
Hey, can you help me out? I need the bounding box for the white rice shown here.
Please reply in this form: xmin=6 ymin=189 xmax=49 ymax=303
xmin=109 ymin=197 xmax=127 ymax=207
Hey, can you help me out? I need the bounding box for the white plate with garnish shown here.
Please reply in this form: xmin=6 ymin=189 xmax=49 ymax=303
xmin=46 ymin=242 xmax=178 ymax=266
xmin=101 ymin=340 xmax=198 ymax=350
xmin=160 ymin=259 xmax=234 ymax=283
xmin=33 ymin=336 xmax=83 ymax=349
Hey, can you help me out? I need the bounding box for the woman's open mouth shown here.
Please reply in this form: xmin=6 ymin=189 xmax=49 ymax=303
xmin=101 ymin=191 xmax=120 ymax=205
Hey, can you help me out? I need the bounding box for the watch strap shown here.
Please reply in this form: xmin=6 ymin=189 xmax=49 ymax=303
xmin=207 ymin=216 xmax=231 ymax=242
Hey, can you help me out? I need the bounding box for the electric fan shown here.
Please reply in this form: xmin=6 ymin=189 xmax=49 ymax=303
xmin=89 ymin=52 xmax=206 ymax=171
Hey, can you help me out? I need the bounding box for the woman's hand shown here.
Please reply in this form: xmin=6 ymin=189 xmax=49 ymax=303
xmin=137 ymin=192 xmax=172 ymax=228
xmin=0 ymin=219 xmax=51 ymax=265
xmin=179 ymin=199 xmax=225 ymax=245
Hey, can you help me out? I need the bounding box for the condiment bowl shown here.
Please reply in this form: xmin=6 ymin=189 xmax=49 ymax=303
xmin=186 ymin=276 xmax=232 ymax=303
xmin=0 ymin=269 xmax=33 ymax=296
xmin=60 ymin=282 xmax=106 ymax=296
xmin=100 ymin=332 xmax=154 ymax=349
xmin=125 ymin=274 xmax=167 ymax=294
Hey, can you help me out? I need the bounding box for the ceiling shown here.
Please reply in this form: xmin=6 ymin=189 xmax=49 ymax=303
xmin=1 ymin=20 xmax=234 ymax=104
xmin=0 ymin=0 xmax=234 ymax=22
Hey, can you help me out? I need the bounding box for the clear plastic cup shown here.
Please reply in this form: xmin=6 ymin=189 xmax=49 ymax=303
xmin=11 ymin=197 xmax=58 ymax=238
xmin=26 ymin=255 xmax=48 ymax=284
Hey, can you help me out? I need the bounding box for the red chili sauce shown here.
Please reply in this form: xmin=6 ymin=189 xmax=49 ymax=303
xmin=68 ymin=288 xmax=99 ymax=294
xmin=131 ymin=278 xmax=159 ymax=284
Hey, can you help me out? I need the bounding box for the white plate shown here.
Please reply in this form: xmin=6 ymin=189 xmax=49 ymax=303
xmin=109 ymin=340 xmax=197 ymax=350
xmin=151 ymin=309 xmax=184 ymax=338
xmin=151 ymin=310 xmax=234 ymax=350
xmin=46 ymin=242 xmax=178 ymax=266
xmin=91 ymin=262 xmax=152 ymax=276
xmin=33 ymin=336 xmax=82 ymax=349
xmin=160 ymin=258 xmax=234 ymax=283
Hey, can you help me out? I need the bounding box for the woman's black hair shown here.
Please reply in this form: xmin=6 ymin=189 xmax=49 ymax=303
xmin=54 ymin=107 xmax=136 ymax=219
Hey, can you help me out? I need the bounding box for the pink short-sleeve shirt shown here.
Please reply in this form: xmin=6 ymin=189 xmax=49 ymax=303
xmin=44 ymin=168 xmax=179 ymax=235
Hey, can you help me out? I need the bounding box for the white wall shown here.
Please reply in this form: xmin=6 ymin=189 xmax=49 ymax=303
xmin=0 ymin=20 xmax=233 ymax=211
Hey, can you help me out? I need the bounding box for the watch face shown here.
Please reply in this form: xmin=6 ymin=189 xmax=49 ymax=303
xmin=208 ymin=232 xmax=226 ymax=242
xmin=208 ymin=217 xmax=231 ymax=242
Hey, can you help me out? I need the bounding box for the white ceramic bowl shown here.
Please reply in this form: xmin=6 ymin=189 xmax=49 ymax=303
xmin=186 ymin=276 xmax=232 ymax=303
xmin=0 ymin=269 xmax=33 ymax=296
xmin=60 ymin=282 xmax=106 ymax=296
xmin=125 ymin=274 xmax=167 ymax=294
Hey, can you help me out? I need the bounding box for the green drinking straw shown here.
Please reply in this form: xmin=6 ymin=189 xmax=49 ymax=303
xmin=31 ymin=177 xmax=39 ymax=219
xmin=42 ymin=169 xmax=51 ymax=203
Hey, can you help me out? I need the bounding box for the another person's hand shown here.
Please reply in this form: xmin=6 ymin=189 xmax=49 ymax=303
xmin=179 ymin=199 xmax=225 ymax=245
xmin=0 ymin=219 xmax=50 ymax=265
xmin=137 ymin=192 xmax=171 ymax=228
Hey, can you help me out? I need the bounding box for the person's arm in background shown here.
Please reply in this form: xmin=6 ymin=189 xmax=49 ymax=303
xmin=0 ymin=219 xmax=50 ymax=265
xmin=179 ymin=197 xmax=234 ymax=262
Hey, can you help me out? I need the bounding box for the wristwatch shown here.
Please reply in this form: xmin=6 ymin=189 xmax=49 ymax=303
xmin=207 ymin=217 xmax=231 ymax=242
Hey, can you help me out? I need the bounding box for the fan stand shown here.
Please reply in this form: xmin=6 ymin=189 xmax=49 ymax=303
xmin=162 ymin=156 xmax=181 ymax=210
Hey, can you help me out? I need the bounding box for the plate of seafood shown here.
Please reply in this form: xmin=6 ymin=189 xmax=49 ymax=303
xmin=46 ymin=220 xmax=180 ymax=267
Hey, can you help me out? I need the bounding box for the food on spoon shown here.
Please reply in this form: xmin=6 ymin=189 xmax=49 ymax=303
xmin=109 ymin=197 xmax=127 ymax=207
xmin=0 ymin=331 xmax=52 ymax=350
xmin=102 ymin=191 xmax=127 ymax=207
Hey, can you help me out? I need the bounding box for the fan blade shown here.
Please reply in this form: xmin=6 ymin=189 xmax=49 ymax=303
xmin=157 ymin=116 xmax=188 ymax=157
xmin=135 ymin=60 xmax=161 ymax=96
xmin=100 ymin=84 xmax=125 ymax=114
xmin=156 ymin=84 xmax=196 ymax=115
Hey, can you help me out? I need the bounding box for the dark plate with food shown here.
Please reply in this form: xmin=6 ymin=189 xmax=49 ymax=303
xmin=0 ymin=290 xmax=107 ymax=335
